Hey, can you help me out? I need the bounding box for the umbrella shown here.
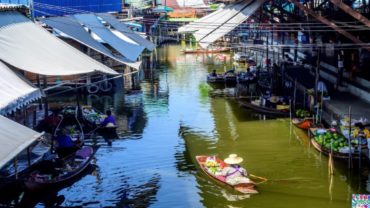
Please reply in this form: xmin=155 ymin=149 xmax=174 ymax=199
xmin=152 ymin=5 xmax=174 ymax=13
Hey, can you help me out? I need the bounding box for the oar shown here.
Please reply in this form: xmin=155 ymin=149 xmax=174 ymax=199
xmin=86 ymin=126 xmax=100 ymax=136
xmin=249 ymin=174 xmax=268 ymax=184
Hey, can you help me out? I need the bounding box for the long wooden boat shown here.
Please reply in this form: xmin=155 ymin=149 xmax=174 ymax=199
xmin=195 ymin=155 xmax=258 ymax=194
xmin=292 ymin=118 xmax=313 ymax=130
xmin=25 ymin=145 xmax=98 ymax=191
xmin=308 ymin=128 xmax=364 ymax=160
xmin=181 ymin=47 xmax=230 ymax=54
xmin=239 ymin=99 xmax=290 ymax=117
xmin=207 ymin=74 xmax=225 ymax=84
xmin=310 ymin=138 xmax=363 ymax=160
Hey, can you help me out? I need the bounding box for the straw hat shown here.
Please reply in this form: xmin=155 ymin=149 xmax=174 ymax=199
xmin=224 ymin=154 xmax=243 ymax=165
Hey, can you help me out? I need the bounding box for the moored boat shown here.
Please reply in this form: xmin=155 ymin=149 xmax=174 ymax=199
xmin=239 ymin=98 xmax=290 ymax=117
xmin=309 ymin=128 xmax=365 ymax=160
xmin=195 ymin=155 xmax=258 ymax=194
xmin=25 ymin=145 xmax=98 ymax=191
xmin=292 ymin=118 xmax=313 ymax=130
xmin=207 ymin=74 xmax=225 ymax=84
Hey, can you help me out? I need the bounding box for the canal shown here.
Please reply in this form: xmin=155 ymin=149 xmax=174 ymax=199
xmin=28 ymin=45 xmax=367 ymax=207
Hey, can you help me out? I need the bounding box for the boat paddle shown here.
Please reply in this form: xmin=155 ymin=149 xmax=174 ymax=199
xmin=249 ymin=174 xmax=268 ymax=184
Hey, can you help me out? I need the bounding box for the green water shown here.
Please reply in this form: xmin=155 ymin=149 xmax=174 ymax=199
xmin=26 ymin=44 xmax=367 ymax=207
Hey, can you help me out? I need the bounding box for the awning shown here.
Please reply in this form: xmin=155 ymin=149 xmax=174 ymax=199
xmin=195 ymin=0 xmax=265 ymax=48
xmin=74 ymin=14 xmax=145 ymax=62
xmin=0 ymin=12 xmax=118 ymax=76
xmin=0 ymin=61 xmax=42 ymax=115
xmin=0 ymin=115 xmax=43 ymax=169
xmin=178 ymin=4 xmax=234 ymax=33
xmin=97 ymin=13 xmax=156 ymax=51
xmin=42 ymin=16 xmax=142 ymax=69
xmin=178 ymin=0 xmax=264 ymax=48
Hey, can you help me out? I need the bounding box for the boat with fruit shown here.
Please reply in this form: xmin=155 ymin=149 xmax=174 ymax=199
xmin=239 ymin=97 xmax=290 ymax=117
xmin=309 ymin=128 xmax=364 ymax=160
xmin=195 ymin=155 xmax=258 ymax=194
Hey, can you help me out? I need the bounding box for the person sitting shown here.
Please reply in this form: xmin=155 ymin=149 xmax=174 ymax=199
xmin=354 ymin=123 xmax=370 ymax=146
xmin=217 ymin=154 xmax=252 ymax=185
xmin=210 ymin=70 xmax=217 ymax=77
xmin=100 ymin=110 xmax=117 ymax=127
xmin=55 ymin=128 xmax=78 ymax=158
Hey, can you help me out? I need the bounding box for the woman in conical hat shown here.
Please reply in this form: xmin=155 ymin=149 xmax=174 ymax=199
xmin=219 ymin=154 xmax=252 ymax=185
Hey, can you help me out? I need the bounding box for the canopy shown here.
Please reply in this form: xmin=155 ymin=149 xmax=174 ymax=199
xmin=178 ymin=0 xmax=265 ymax=48
xmin=0 ymin=61 xmax=42 ymax=115
xmin=153 ymin=5 xmax=174 ymax=13
xmin=0 ymin=115 xmax=43 ymax=169
xmin=195 ymin=0 xmax=265 ymax=48
xmin=178 ymin=4 xmax=235 ymax=33
xmin=74 ymin=14 xmax=145 ymax=62
xmin=42 ymin=16 xmax=141 ymax=69
xmin=97 ymin=13 xmax=156 ymax=51
xmin=0 ymin=12 xmax=118 ymax=76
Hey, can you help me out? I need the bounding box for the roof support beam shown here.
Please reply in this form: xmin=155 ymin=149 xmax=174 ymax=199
xmin=329 ymin=0 xmax=370 ymax=28
xmin=289 ymin=0 xmax=370 ymax=51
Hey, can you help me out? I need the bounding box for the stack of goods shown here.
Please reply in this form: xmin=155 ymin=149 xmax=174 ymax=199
xmin=313 ymin=129 xmax=354 ymax=153
xmin=205 ymin=156 xmax=221 ymax=175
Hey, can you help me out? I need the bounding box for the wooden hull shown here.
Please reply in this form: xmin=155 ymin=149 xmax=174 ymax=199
xmin=97 ymin=126 xmax=118 ymax=138
xmin=195 ymin=155 xmax=258 ymax=194
xmin=239 ymin=99 xmax=290 ymax=117
xmin=207 ymin=75 xmax=225 ymax=84
xmin=25 ymin=146 xmax=98 ymax=191
xmin=292 ymin=118 xmax=313 ymax=130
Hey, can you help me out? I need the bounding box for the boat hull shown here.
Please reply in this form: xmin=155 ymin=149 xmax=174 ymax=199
xmin=292 ymin=118 xmax=313 ymax=130
xmin=195 ymin=155 xmax=258 ymax=194
xmin=239 ymin=99 xmax=290 ymax=117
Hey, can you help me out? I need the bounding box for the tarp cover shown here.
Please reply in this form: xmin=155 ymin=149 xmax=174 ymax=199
xmin=0 ymin=115 xmax=43 ymax=169
xmin=0 ymin=12 xmax=118 ymax=75
xmin=74 ymin=13 xmax=145 ymax=62
xmin=42 ymin=16 xmax=141 ymax=69
xmin=97 ymin=13 xmax=156 ymax=51
xmin=0 ymin=61 xmax=42 ymax=115
xmin=178 ymin=0 xmax=264 ymax=48
xmin=177 ymin=3 xmax=234 ymax=33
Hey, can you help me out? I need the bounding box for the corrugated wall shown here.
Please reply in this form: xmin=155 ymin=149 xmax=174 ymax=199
xmin=0 ymin=0 xmax=121 ymax=16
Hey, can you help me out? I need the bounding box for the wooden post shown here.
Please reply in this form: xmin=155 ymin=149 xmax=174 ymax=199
xmin=43 ymin=76 xmax=48 ymax=119
xmin=348 ymin=106 xmax=353 ymax=169
xmin=37 ymin=74 xmax=42 ymax=110
xmin=13 ymin=158 xmax=18 ymax=180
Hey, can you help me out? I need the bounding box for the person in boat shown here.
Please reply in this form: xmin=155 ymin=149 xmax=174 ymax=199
xmin=41 ymin=109 xmax=61 ymax=133
xmin=217 ymin=154 xmax=252 ymax=185
xmin=354 ymin=123 xmax=370 ymax=146
xmin=210 ymin=69 xmax=217 ymax=77
xmin=55 ymin=128 xmax=79 ymax=158
xmin=100 ymin=110 xmax=117 ymax=127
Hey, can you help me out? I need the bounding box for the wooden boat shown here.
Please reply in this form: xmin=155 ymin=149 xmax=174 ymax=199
xmin=309 ymin=128 xmax=365 ymax=160
xmin=25 ymin=145 xmax=98 ymax=191
xmin=239 ymin=98 xmax=290 ymax=117
xmin=207 ymin=74 xmax=225 ymax=84
xmin=237 ymin=72 xmax=257 ymax=84
xmin=292 ymin=118 xmax=313 ymax=130
xmin=310 ymin=138 xmax=363 ymax=160
xmin=195 ymin=155 xmax=258 ymax=194
xmin=181 ymin=47 xmax=230 ymax=54
xmin=96 ymin=126 xmax=119 ymax=139
xmin=224 ymin=73 xmax=237 ymax=85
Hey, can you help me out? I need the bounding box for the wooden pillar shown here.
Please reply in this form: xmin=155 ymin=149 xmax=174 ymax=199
xmin=43 ymin=75 xmax=49 ymax=119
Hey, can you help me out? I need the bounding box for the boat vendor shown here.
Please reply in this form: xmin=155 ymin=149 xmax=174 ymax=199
xmin=100 ymin=110 xmax=117 ymax=127
xmin=354 ymin=123 xmax=370 ymax=145
xmin=55 ymin=128 xmax=79 ymax=158
xmin=216 ymin=154 xmax=252 ymax=185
